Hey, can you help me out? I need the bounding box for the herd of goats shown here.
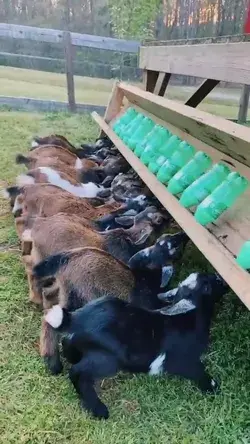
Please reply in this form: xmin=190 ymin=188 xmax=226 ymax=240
xmin=3 ymin=133 xmax=229 ymax=419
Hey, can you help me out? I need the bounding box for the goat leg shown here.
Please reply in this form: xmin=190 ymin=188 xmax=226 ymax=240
xmin=40 ymin=318 xmax=63 ymax=375
xmin=68 ymin=350 xmax=119 ymax=419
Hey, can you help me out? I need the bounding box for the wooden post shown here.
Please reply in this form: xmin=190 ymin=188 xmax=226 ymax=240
xmin=143 ymin=70 xmax=159 ymax=93
xmin=238 ymin=85 xmax=250 ymax=124
xmin=63 ymin=31 xmax=76 ymax=112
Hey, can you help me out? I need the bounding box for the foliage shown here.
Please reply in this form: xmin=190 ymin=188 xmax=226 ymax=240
xmin=108 ymin=0 xmax=162 ymax=39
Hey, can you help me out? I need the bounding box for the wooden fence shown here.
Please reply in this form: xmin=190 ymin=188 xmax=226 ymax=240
xmin=0 ymin=23 xmax=140 ymax=113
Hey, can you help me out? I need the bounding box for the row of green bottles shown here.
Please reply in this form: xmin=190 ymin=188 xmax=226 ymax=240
xmin=180 ymin=163 xmax=231 ymax=207
xmin=112 ymin=108 xmax=137 ymax=136
xmin=127 ymin=117 xmax=155 ymax=150
xmin=167 ymin=151 xmax=212 ymax=195
xmin=157 ymin=141 xmax=195 ymax=184
xmin=113 ymin=111 xmax=249 ymax=231
xmin=194 ymin=172 xmax=249 ymax=225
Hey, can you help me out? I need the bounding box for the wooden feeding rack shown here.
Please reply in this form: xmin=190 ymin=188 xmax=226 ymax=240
xmin=92 ymin=40 xmax=250 ymax=310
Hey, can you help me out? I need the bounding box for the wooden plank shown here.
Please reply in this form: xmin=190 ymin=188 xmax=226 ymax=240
xmin=99 ymin=80 xmax=125 ymax=137
xmin=0 ymin=23 xmax=139 ymax=53
xmin=143 ymin=70 xmax=159 ymax=93
xmin=139 ymin=42 xmax=250 ymax=84
xmin=92 ymin=111 xmax=250 ymax=309
xmin=185 ymin=79 xmax=220 ymax=108
xmin=0 ymin=51 xmax=64 ymax=63
xmin=154 ymin=72 xmax=171 ymax=96
xmin=238 ymin=85 xmax=250 ymax=123
xmin=0 ymin=96 xmax=105 ymax=114
xmin=142 ymin=34 xmax=250 ymax=47
xmin=63 ymin=31 xmax=76 ymax=113
xmin=118 ymin=82 xmax=250 ymax=167
xmin=103 ymin=81 xmax=124 ymax=124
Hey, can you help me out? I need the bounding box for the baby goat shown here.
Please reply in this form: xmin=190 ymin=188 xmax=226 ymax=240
xmin=17 ymin=167 xmax=103 ymax=198
xmin=31 ymin=134 xmax=79 ymax=154
xmin=33 ymin=232 xmax=186 ymax=374
xmin=23 ymin=206 xmax=166 ymax=267
xmin=16 ymin=145 xmax=98 ymax=174
xmin=44 ymin=272 xmax=228 ymax=419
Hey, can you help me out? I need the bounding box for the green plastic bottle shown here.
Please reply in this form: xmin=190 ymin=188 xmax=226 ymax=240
xmin=195 ymin=172 xmax=249 ymax=226
xmin=140 ymin=127 xmax=170 ymax=165
xmin=148 ymin=155 xmax=167 ymax=174
xmin=134 ymin=125 xmax=162 ymax=157
xmin=148 ymin=134 xmax=182 ymax=174
xmin=236 ymin=241 xmax=250 ymax=269
xmin=167 ymin=152 xmax=212 ymax=195
xmin=121 ymin=113 xmax=144 ymax=143
xmin=127 ymin=117 xmax=155 ymax=150
xmin=180 ymin=163 xmax=231 ymax=208
xmin=113 ymin=108 xmax=137 ymax=136
xmin=158 ymin=135 xmax=181 ymax=156
xmin=157 ymin=141 xmax=195 ymax=184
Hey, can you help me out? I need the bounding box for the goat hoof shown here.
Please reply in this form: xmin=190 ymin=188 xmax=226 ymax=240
xmin=44 ymin=356 xmax=63 ymax=375
xmin=200 ymin=377 xmax=220 ymax=394
xmin=87 ymin=401 xmax=109 ymax=420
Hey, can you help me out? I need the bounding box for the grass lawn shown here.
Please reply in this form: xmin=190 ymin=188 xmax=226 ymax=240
xmin=1 ymin=66 xmax=250 ymax=120
xmin=0 ymin=110 xmax=250 ymax=444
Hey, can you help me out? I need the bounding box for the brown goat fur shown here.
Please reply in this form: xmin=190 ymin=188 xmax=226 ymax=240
xmin=37 ymin=247 xmax=134 ymax=372
xmin=19 ymin=145 xmax=98 ymax=172
xmin=14 ymin=184 xmax=121 ymax=219
xmin=32 ymin=134 xmax=78 ymax=153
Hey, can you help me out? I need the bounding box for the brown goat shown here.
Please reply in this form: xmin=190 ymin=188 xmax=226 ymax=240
xmin=17 ymin=145 xmax=98 ymax=173
xmin=12 ymin=183 xmax=121 ymax=223
xmin=22 ymin=207 xmax=162 ymax=265
xmin=16 ymin=167 xmax=103 ymax=198
xmin=31 ymin=134 xmax=78 ymax=153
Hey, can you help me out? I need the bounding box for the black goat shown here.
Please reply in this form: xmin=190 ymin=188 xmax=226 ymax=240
xmin=44 ymin=272 xmax=228 ymax=419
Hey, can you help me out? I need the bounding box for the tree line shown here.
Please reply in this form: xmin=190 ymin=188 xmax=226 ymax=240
xmin=0 ymin=0 xmax=249 ymax=40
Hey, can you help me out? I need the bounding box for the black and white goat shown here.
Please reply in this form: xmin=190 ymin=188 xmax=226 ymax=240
xmin=44 ymin=272 xmax=228 ymax=419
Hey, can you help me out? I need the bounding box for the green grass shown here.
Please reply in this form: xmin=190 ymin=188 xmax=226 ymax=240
xmin=0 ymin=110 xmax=250 ymax=444
xmin=1 ymin=66 xmax=250 ymax=119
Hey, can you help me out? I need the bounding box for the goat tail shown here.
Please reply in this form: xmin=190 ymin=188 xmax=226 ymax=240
xmin=44 ymin=304 xmax=71 ymax=331
xmin=16 ymin=153 xmax=30 ymax=166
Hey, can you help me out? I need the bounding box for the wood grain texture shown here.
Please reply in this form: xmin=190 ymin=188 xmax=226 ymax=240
xmin=139 ymin=42 xmax=250 ymax=84
xmin=118 ymin=82 xmax=250 ymax=167
xmin=0 ymin=23 xmax=139 ymax=53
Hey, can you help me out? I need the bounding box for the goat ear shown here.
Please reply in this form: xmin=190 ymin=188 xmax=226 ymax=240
xmin=115 ymin=215 xmax=135 ymax=227
xmin=133 ymin=226 xmax=152 ymax=245
xmin=160 ymin=299 xmax=196 ymax=316
xmin=158 ymin=288 xmax=178 ymax=302
xmin=160 ymin=265 xmax=174 ymax=288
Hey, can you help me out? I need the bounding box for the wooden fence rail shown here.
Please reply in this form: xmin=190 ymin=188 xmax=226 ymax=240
xmin=0 ymin=23 xmax=140 ymax=112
